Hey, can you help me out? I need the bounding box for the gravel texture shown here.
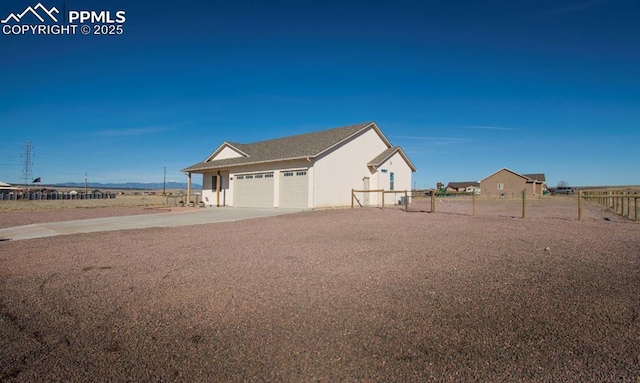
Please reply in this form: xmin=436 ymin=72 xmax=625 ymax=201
xmin=0 ymin=201 xmax=639 ymax=382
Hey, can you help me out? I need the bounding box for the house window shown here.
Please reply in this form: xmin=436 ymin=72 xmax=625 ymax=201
xmin=390 ymin=172 xmax=395 ymax=191
xmin=236 ymin=175 xmax=244 ymax=180
xmin=283 ymin=172 xmax=293 ymax=177
xmin=246 ymin=175 xmax=254 ymax=179
xmin=497 ymin=183 xmax=504 ymax=190
xmin=381 ymin=169 xmax=388 ymax=173
xmin=296 ymin=171 xmax=307 ymax=176
xmin=265 ymin=174 xmax=273 ymax=178
xmin=255 ymin=174 xmax=264 ymax=179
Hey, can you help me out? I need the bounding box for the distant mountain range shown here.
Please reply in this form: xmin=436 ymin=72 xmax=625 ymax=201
xmin=52 ymin=182 xmax=202 ymax=190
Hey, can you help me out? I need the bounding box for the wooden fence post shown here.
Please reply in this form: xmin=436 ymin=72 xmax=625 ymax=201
xmin=522 ymin=189 xmax=526 ymax=219
xmin=351 ymin=189 xmax=354 ymax=209
xmin=626 ymin=194 xmax=630 ymax=218
xmin=404 ymin=190 xmax=408 ymax=212
xmin=431 ymin=191 xmax=436 ymax=213
xmin=472 ymin=191 xmax=476 ymax=217
xmin=578 ymin=191 xmax=583 ymax=221
xmin=635 ymin=197 xmax=639 ymax=221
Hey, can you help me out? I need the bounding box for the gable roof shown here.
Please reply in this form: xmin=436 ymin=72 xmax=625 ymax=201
xmin=367 ymin=147 xmax=417 ymax=172
xmin=182 ymin=122 xmax=393 ymax=172
xmin=0 ymin=181 xmax=20 ymax=190
xmin=479 ymin=168 xmax=545 ymax=183
xmin=523 ymin=173 xmax=546 ymax=182
xmin=446 ymin=181 xmax=480 ymax=189
xmin=204 ymin=143 xmax=249 ymax=161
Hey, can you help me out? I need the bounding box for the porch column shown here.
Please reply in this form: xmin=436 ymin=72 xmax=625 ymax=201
xmin=187 ymin=172 xmax=192 ymax=204
xmin=216 ymin=171 xmax=221 ymax=207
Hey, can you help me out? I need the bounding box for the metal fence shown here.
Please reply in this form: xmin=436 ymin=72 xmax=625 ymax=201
xmin=0 ymin=191 xmax=117 ymax=201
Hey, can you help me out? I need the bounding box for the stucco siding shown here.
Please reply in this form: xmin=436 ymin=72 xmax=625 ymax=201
xmin=480 ymin=169 xmax=528 ymax=198
xmin=212 ymin=145 xmax=244 ymax=160
xmin=376 ymin=152 xmax=413 ymax=205
xmin=314 ymin=128 xmax=389 ymax=207
xmin=202 ymin=170 xmax=231 ymax=206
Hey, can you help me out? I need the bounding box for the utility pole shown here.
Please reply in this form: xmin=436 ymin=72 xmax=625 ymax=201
xmin=21 ymin=141 xmax=33 ymax=190
xmin=163 ymin=167 xmax=167 ymax=195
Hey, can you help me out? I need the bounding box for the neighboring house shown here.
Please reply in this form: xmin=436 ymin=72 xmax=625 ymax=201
xmin=181 ymin=122 xmax=417 ymax=208
xmin=445 ymin=181 xmax=480 ymax=194
xmin=0 ymin=181 xmax=20 ymax=191
xmin=479 ymin=168 xmax=547 ymax=197
xmin=522 ymin=173 xmax=547 ymax=194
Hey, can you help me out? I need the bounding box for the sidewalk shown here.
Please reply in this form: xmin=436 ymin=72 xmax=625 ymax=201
xmin=0 ymin=207 xmax=305 ymax=241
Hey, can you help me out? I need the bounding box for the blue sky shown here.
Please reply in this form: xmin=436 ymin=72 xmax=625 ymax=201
xmin=0 ymin=0 xmax=638 ymax=188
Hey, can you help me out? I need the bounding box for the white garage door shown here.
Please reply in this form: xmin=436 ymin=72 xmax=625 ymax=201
xmin=279 ymin=170 xmax=308 ymax=208
xmin=234 ymin=173 xmax=274 ymax=207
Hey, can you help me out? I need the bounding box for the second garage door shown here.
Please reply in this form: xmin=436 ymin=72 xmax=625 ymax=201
xmin=234 ymin=173 xmax=274 ymax=207
xmin=279 ymin=170 xmax=308 ymax=208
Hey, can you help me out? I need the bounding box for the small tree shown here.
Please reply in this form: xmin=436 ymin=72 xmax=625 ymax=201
xmin=558 ymin=180 xmax=569 ymax=188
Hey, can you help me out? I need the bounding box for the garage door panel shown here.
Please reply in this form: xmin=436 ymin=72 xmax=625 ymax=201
xmin=279 ymin=170 xmax=308 ymax=208
xmin=234 ymin=173 xmax=274 ymax=207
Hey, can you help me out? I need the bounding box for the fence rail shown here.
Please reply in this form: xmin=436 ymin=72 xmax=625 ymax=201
xmin=580 ymin=189 xmax=639 ymax=221
xmin=351 ymin=188 xmax=640 ymax=221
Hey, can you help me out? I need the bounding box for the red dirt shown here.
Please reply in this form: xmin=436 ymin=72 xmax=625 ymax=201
xmin=1 ymin=201 xmax=639 ymax=381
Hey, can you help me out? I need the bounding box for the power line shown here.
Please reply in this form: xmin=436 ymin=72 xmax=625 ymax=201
xmin=21 ymin=141 xmax=33 ymax=188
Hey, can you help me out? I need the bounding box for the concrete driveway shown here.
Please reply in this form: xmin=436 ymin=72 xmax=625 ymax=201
xmin=0 ymin=207 xmax=305 ymax=241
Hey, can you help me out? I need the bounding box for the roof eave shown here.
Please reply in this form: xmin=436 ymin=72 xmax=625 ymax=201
xmin=368 ymin=147 xmax=417 ymax=172
xmin=182 ymin=155 xmax=314 ymax=173
xmin=204 ymin=142 xmax=249 ymax=162
xmin=479 ymin=167 xmax=529 ymax=182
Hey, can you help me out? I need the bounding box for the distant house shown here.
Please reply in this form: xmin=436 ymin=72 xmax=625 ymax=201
xmin=0 ymin=181 xmax=19 ymax=191
xmin=445 ymin=181 xmax=480 ymax=194
xmin=479 ymin=168 xmax=546 ymax=197
xmin=182 ymin=122 xmax=417 ymax=208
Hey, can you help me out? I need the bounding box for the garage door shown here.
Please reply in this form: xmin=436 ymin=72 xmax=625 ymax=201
xmin=234 ymin=173 xmax=274 ymax=207
xmin=279 ymin=170 xmax=308 ymax=208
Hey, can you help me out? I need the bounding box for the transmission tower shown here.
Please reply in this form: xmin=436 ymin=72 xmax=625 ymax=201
xmin=21 ymin=141 xmax=34 ymax=188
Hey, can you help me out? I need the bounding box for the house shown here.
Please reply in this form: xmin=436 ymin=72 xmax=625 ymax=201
xmin=0 ymin=181 xmax=21 ymax=192
xmin=181 ymin=122 xmax=417 ymax=208
xmin=479 ymin=168 xmax=547 ymax=197
xmin=445 ymin=181 xmax=480 ymax=194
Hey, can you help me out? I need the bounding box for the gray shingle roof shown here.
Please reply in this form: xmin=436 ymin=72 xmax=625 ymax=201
xmin=446 ymin=181 xmax=480 ymax=189
xmin=182 ymin=122 xmax=381 ymax=172
xmin=523 ymin=173 xmax=546 ymax=182
xmin=481 ymin=168 xmax=546 ymax=183
xmin=368 ymin=147 xmax=397 ymax=167
xmin=368 ymin=147 xmax=417 ymax=172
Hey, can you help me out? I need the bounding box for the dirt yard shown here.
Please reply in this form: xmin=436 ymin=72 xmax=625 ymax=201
xmin=1 ymin=200 xmax=639 ymax=381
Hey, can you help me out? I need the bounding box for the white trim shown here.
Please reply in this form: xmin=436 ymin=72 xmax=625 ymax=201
xmin=368 ymin=147 xmax=417 ymax=172
xmin=204 ymin=142 xmax=248 ymax=162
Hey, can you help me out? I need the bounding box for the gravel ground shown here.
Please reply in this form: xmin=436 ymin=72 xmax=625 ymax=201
xmin=1 ymin=201 xmax=639 ymax=381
